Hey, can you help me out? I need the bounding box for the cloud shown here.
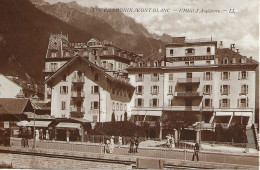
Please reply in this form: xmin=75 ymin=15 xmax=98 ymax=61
xmin=43 ymin=0 xmax=259 ymax=60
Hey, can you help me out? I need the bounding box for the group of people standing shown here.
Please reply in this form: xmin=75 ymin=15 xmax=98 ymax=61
xmin=104 ymin=136 xmax=116 ymax=154
xmin=129 ymin=137 xmax=139 ymax=153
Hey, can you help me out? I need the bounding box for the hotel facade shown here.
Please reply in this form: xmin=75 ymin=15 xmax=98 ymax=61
xmin=44 ymin=35 xmax=258 ymax=129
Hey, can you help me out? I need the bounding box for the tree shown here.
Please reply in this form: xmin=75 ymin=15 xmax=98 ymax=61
xmin=124 ymin=112 xmax=128 ymax=121
xmin=111 ymin=112 xmax=116 ymax=122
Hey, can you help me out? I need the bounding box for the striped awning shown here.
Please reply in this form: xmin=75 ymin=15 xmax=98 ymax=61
xmin=56 ymin=122 xmax=81 ymax=129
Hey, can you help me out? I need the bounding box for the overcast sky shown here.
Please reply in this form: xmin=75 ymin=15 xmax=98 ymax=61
xmin=44 ymin=0 xmax=259 ymax=60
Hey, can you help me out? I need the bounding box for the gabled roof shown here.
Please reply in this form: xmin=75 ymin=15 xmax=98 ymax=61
xmin=216 ymin=48 xmax=258 ymax=65
xmin=44 ymin=55 xmax=134 ymax=89
xmin=0 ymin=98 xmax=31 ymax=114
xmin=0 ymin=74 xmax=23 ymax=89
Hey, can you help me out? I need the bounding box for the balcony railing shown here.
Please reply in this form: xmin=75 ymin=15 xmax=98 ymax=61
xmin=174 ymin=91 xmax=202 ymax=97
xmin=151 ymin=91 xmax=159 ymax=95
xmin=136 ymin=77 xmax=143 ymax=82
xmin=71 ymin=91 xmax=85 ymax=98
xmin=43 ymin=68 xmax=57 ymax=72
xmin=70 ymin=112 xmax=84 ymax=118
xmin=177 ymin=77 xmax=200 ymax=84
xmin=164 ymin=106 xmax=200 ymax=111
xmin=72 ymin=76 xmax=85 ymax=83
xmin=185 ymin=52 xmax=195 ymax=56
xmin=70 ymin=106 xmax=84 ymax=113
xmin=220 ymin=103 xmax=230 ymax=108
xmin=239 ymin=103 xmax=247 ymax=108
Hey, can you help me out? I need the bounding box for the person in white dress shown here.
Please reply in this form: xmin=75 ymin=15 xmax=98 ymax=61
xmin=118 ymin=136 xmax=122 ymax=148
xmin=110 ymin=136 xmax=114 ymax=154
xmin=35 ymin=129 xmax=39 ymax=142
xmin=46 ymin=130 xmax=49 ymax=140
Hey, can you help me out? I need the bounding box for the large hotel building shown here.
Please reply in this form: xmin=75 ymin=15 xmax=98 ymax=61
xmin=44 ymin=34 xmax=258 ymax=130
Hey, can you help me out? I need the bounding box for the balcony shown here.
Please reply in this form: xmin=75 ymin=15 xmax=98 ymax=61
xmin=72 ymin=76 xmax=85 ymax=83
xmin=71 ymin=91 xmax=85 ymax=98
xmin=42 ymin=68 xmax=57 ymax=73
xmin=177 ymin=77 xmax=200 ymax=84
xmin=174 ymin=91 xmax=202 ymax=97
xmin=164 ymin=106 xmax=201 ymax=111
xmin=70 ymin=106 xmax=84 ymax=118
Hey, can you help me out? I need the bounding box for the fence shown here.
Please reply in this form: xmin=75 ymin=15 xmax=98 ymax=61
xmin=8 ymin=138 xmax=259 ymax=166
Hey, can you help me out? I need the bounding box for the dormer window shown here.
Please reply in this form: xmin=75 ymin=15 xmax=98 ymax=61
xmin=154 ymin=61 xmax=158 ymax=67
xmin=207 ymin=47 xmax=211 ymax=53
xmin=170 ymin=49 xmax=174 ymax=56
xmin=185 ymin=48 xmax=195 ymax=55
xmin=241 ymin=58 xmax=246 ymax=64
xmin=51 ymin=52 xmax=57 ymax=58
xmin=223 ymin=58 xmax=228 ymax=64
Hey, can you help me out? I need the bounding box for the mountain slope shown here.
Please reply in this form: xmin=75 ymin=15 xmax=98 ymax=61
xmin=0 ymin=0 xmax=94 ymax=82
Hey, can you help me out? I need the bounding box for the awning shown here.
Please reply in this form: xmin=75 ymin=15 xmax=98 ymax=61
xmin=131 ymin=110 xmax=162 ymax=117
xmin=215 ymin=112 xmax=232 ymax=116
xmin=56 ymin=122 xmax=81 ymax=129
xmin=234 ymin=112 xmax=251 ymax=117
xmin=26 ymin=121 xmax=51 ymax=127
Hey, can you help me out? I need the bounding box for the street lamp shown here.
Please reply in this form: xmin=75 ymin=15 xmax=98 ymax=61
xmin=31 ymin=94 xmax=39 ymax=149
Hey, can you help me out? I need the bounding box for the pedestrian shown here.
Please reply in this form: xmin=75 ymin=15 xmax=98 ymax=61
xmin=105 ymin=139 xmax=110 ymax=153
xmin=66 ymin=130 xmax=70 ymax=143
xmin=39 ymin=129 xmax=43 ymax=140
xmin=169 ymin=136 xmax=173 ymax=149
xmin=166 ymin=134 xmax=171 ymax=148
xmin=46 ymin=130 xmax=49 ymax=140
xmin=129 ymin=137 xmax=135 ymax=153
xmin=35 ymin=129 xmax=39 ymax=142
xmin=110 ymin=136 xmax=114 ymax=154
xmin=25 ymin=128 xmax=29 ymax=147
xmin=28 ymin=127 xmax=32 ymax=139
xmin=192 ymin=142 xmax=199 ymax=161
xmin=118 ymin=136 xmax=122 ymax=148
xmin=134 ymin=137 xmax=139 ymax=153
xmin=84 ymin=131 xmax=88 ymax=142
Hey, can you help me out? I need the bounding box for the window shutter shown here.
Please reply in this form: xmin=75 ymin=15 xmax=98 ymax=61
xmin=202 ymin=100 xmax=205 ymax=108
xmin=91 ymin=102 xmax=93 ymax=110
xmin=228 ymin=99 xmax=230 ymax=108
xmin=157 ymin=74 xmax=159 ymax=81
xmin=157 ymin=86 xmax=159 ymax=93
xmin=228 ymin=72 xmax=230 ymax=80
xmin=210 ymin=72 xmax=213 ymax=80
xmin=142 ymin=99 xmax=144 ymax=107
xmin=151 ymin=74 xmax=153 ymax=81
xmin=203 ymin=85 xmax=205 ymax=93
xmin=135 ymin=99 xmax=137 ymax=107
xmin=210 ymin=85 xmax=212 ymax=94
xmin=135 ymin=87 xmax=137 ymax=93
xmin=246 ymin=71 xmax=248 ymax=79
xmin=203 ymin=72 xmax=205 ymax=80
xmin=157 ymin=99 xmax=159 ymax=107
xmin=246 ymin=97 xmax=249 ymax=107
xmin=150 ymin=86 xmax=153 ymax=93
xmin=91 ymin=86 xmax=94 ymax=94
xmin=142 ymin=74 xmax=144 ymax=81
xmin=228 ymin=85 xmax=230 ymax=94
xmin=210 ymin=99 xmax=212 ymax=107
xmin=220 ymin=85 xmax=223 ymax=94
xmin=221 ymin=72 xmax=223 ymax=80
xmin=142 ymin=86 xmax=144 ymax=94
xmin=149 ymin=99 xmax=152 ymax=107
xmin=237 ymin=99 xmax=239 ymax=107
xmin=246 ymin=85 xmax=248 ymax=94
xmin=135 ymin=74 xmax=138 ymax=81
xmin=219 ymin=99 xmax=221 ymax=108
xmin=238 ymin=72 xmax=241 ymax=80
xmin=97 ymin=102 xmax=99 ymax=108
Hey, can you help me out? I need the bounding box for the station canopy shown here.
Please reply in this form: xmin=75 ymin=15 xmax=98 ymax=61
xmin=55 ymin=122 xmax=81 ymax=129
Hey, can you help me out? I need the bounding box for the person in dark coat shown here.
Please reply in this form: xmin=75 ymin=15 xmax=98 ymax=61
xmin=192 ymin=142 xmax=200 ymax=161
xmin=129 ymin=137 xmax=135 ymax=153
xmin=134 ymin=137 xmax=139 ymax=153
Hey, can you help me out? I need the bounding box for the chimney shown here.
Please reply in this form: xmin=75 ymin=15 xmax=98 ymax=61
xmin=219 ymin=41 xmax=223 ymax=49
xmin=231 ymin=44 xmax=236 ymax=51
xmin=214 ymin=57 xmax=218 ymax=65
xmin=236 ymin=49 xmax=239 ymax=53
